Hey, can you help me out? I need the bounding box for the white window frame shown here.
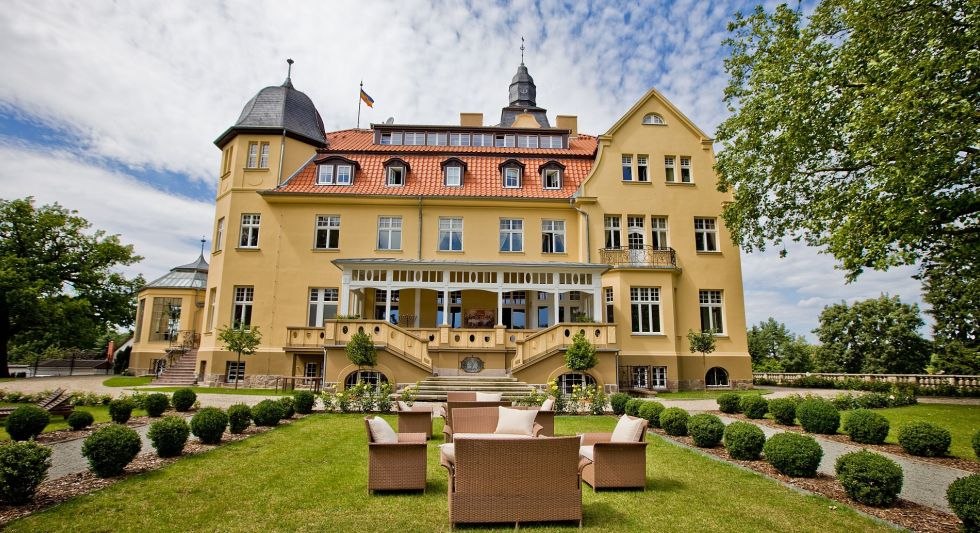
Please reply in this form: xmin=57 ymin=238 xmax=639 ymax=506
xmin=680 ymin=156 xmax=692 ymax=183
xmin=226 ymin=361 xmax=245 ymax=382
xmin=499 ymin=218 xmax=524 ymax=252
xmin=317 ymin=164 xmax=334 ymax=185
xmin=386 ymin=166 xmax=405 ymax=187
xmin=445 ymin=165 xmax=462 ymax=187
xmin=239 ymin=213 xmax=260 ymax=248
xmin=336 ymin=165 xmax=352 ymax=185
xmin=642 ymin=113 xmax=666 ymax=125
xmin=259 ymin=143 xmax=270 ymax=168
xmin=541 ymin=219 xmax=566 ymax=254
xmin=308 ymin=287 xmax=339 ymax=327
xmin=377 ymin=216 xmax=402 ymax=251
xmin=622 ymin=154 xmax=633 ymax=181
xmin=472 ymin=133 xmax=493 ymax=147
xmin=540 ymin=135 xmax=563 ymax=148
xmin=214 ymin=217 xmax=224 ymax=252
xmin=449 ymin=133 xmax=470 ymax=146
xmin=627 ymin=216 xmax=645 ymax=249
xmin=246 ymin=142 xmax=259 ymax=168
xmin=404 ymin=132 xmax=425 ymax=145
xmin=543 ymin=168 xmax=561 ymax=189
xmin=207 ymin=288 xmax=216 ymax=332
xmin=665 ymin=156 xmax=676 ymax=182
xmin=517 ymin=135 xmax=539 ymax=148
xmin=695 ymin=217 xmax=719 ymax=252
xmin=651 ymin=216 xmax=668 ymax=249
xmin=438 ymin=217 xmax=463 ymax=252
xmin=651 ymin=366 xmax=667 ymax=388
xmin=604 ymin=287 xmax=614 ymax=323
xmin=604 ymin=215 xmax=621 ymax=249
xmin=637 ymin=155 xmax=649 ymax=182
xmin=630 ymin=287 xmax=662 ymax=334
xmin=503 ymin=167 xmax=521 ymax=188
xmin=699 ymin=290 xmax=725 ymax=334
xmin=314 ymin=215 xmax=340 ymax=250
xmin=232 ymin=286 xmax=254 ymax=328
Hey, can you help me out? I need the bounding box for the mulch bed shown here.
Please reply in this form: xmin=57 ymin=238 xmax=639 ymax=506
xmin=654 ymin=428 xmax=964 ymax=533
xmin=34 ymin=415 xmax=161 ymax=445
xmin=0 ymin=416 xmax=302 ymax=526
xmin=717 ymin=411 xmax=980 ymax=474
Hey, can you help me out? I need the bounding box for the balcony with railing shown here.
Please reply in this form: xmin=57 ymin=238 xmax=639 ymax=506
xmin=598 ymin=246 xmax=677 ymax=269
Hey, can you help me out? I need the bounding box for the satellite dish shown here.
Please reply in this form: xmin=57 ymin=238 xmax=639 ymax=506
xmin=385 ymin=117 xmax=394 ymax=124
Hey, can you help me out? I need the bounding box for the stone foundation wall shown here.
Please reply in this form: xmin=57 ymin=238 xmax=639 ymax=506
xmin=202 ymin=373 xmax=281 ymax=389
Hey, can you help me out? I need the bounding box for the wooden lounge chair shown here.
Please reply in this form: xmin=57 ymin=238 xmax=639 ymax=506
xmin=442 ymin=436 xmax=583 ymax=528
xmin=396 ymin=402 xmax=434 ymax=438
xmin=364 ymin=417 xmax=427 ymax=493
xmin=0 ymin=388 xmax=72 ymax=420
xmin=579 ymin=415 xmax=649 ymax=490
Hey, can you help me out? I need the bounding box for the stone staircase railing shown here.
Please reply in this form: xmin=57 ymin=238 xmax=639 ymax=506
xmin=511 ymin=323 xmax=617 ymax=371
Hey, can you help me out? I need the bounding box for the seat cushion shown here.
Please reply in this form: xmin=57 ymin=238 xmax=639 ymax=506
xmin=540 ymin=397 xmax=555 ymax=411
xmin=367 ymin=417 xmax=398 ymax=444
xmin=475 ymin=392 xmax=502 ymax=401
xmin=494 ymin=406 xmax=538 ymax=436
xmin=610 ymin=415 xmax=646 ymax=443
xmin=579 ymin=445 xmax=594 ymax=461
xmin=439 ymin=443 xmax=455 ymax=464
xmin=452 ymin=433 xmax=534 ymax=440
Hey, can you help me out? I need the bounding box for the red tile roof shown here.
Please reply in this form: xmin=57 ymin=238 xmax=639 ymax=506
xmin=270 ymin=129 xmax=597 ymax=200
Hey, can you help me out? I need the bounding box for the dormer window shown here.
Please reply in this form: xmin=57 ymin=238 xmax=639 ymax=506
xmin=538 ymin=161 xmax=565 ymax=190
xmin=383 ymin=158 xmax=410 ymax=187
xmin=336 ymin=165 xmax=352 ymax=185
xmin=499 ymin=159 xmax=525 ymax=189
xmin=441 ymin=157 xmax=467 ymax=187
xmin=316 ymin=157 xmax=359 ymax=186
xmin=642 ymin=113 xmax=666 ymax=125
xmin=317 ymin=165 xmax=334 ymax=184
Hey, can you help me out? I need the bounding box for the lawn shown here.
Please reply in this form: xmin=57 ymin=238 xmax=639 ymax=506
xmin=655 ymin=388 xmax=773 ymax=400
xmin=9 ymin=415 xmax=892 ymax=532
xmin=103 ymin=376 xmax=152 ymax=387
xmin=845 ymin=403 xmax=980 ymax=460
xmin=135 ymin=386 xmax=290 ymax=396
xmin=0 ymin=405 xmax=147 ymax=441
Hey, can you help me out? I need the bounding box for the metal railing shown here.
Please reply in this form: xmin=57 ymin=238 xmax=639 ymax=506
xmin=598 ymin=246 xmax=677 ymax=268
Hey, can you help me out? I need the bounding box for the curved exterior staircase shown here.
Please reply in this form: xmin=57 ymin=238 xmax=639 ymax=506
xmin=151 ymin=349 xmax=198 ymax=386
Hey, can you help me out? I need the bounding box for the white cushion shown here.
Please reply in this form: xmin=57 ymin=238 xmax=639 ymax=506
xmin=610 ymin=415 xmax=645 ymax=443
xmin=397 ymin=401 xmax=412 ymax=411
xmin=494 ymin=406 xmax=538 ymax=436
xmin=475 ymin=392 xmax=502 ymax=401
xmin=540 ymin=398 xmax=555 ymax=411
xmin=439 ymin=443 xmax=455 ymax=463
xmin=453 ymin=432 xmax=534 ymax=440
xmin=579 ymin=445 xmax=594 ymax=461
xmin=367 ymin=417 xmax=398 ymax=444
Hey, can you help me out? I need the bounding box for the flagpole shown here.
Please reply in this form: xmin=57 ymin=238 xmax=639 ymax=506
xmin=357 ymin=80 xmax=363 ymax=129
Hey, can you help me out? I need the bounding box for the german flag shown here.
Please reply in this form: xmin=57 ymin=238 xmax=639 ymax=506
xmin=359 ymin=88 xmax=375 ymax=108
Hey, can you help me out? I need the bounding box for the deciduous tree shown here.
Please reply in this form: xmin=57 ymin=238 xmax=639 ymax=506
xmin=747 ymin=318 xmax=813 ymax=372
xmin=217 ymin=325 xmax=262 ymax=389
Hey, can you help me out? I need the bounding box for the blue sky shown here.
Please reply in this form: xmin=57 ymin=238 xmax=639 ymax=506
xmin=0 ymin=0 xmax=925 ymax=340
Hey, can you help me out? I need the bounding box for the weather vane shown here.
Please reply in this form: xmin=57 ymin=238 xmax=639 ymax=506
xmin=520 ymin=36 xmax=525 ymax=64
xmin=286 ymin=58 xmax=293 ymax=78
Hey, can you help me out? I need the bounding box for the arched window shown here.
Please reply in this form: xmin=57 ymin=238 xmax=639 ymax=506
xmin=642 ymin=113 xmax=666 ymax=125
xmin=344 ymin=370 xmax=388 ymax=389
xmin=705 ymin=367 xmax=729 ymax=388
xmin=556 ymin=372 xmax=596 ymax=394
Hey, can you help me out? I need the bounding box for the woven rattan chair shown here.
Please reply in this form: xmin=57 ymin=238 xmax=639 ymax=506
xmin=364 ymin=417 xmax=428 ymax=493
xmin=396 ymin=403 xmax=434 ymax=438
xmin=443 ymin=405 xmax=540 ymax=443
xmin=441 ymin=401 xmax=511 ymax=441
xmin=579 ymin=415 xmax=649 ymax=490
xmin=445 ymin=391 xmax=477 ymax=402
xmin=441 ymin=436 xmax=583 ymax=528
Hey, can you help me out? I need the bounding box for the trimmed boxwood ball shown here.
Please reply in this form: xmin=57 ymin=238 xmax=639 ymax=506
xmin=796 ymin=398 xmax=840 ymax=435
xmin=81 ymin=424 xmax=141 ymax=477
xmin=144 ymin=393 xmax=169 ymax=417
xmin=610 ymin=393 xmax=630 ymax=416
xmin=767 ymin=398 xmax=797 ymax=425
xmin=835 ymin=450 xmax=903 ymax=507
xmin=763 ymin=432 xmax=823 ymax=477
xmin=251 ymin=400 xmax=284 ymax=427
xmin=625 ymin=398 xmax=644 ymax=417
xmin=843 ymin=409 xmax=890 ymax=445
xmin=190 ymin=408 xmax=228 ymax=444
xmin=947 ymin=474 xmax=980 ymax=532
xmin=147 ymin=416 xmax=190 ymax=457
xmin=724 ymin=421 xmax=766 ymax=460
xmin=108 ymin=399 xmax=134 ymax=424
xmin=716 ymin=392 xmax=741 ymax=414
xmin=637 ymin=401 xmax=665 ymax=429
xmin=739 ymin=395 xmax=769 ymax=419
xmin=278 ymin=397 xmax=295 ymax=419
xmin=293 ymin=391 xmax=316 ymax=415
xmin=0 ymin=440 xmax=52 ymax=504
xmin=898 ymin=421 xmax=951 ymax=457
xmin=5 ymin=405 xmax=50 ymax=441
xmin=228 ymin=403 xmax=252 ymax=434
xmin=171 ymin=388 xmax=197 ymax=412
xmin=66 ymin=410 xmax=95 ymax=431
xmin=659 ymin=407 xmax=690 ymax=437
xmin=687 ymin=413 xmax=725 ymax=448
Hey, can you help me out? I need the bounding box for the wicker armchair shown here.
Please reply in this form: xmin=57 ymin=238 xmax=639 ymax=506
xmin=364 ymin=417 xmax=428 ymax=493
xmin=441 ymin=436 xmax=583 ymax=528
xmin=396 ymin=403 xmax=434 ymax=438
xmin=579 ymin=415 xmax=649 ymax=490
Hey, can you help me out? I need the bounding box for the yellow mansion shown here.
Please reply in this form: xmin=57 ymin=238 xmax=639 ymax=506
xmin=128 ymin=62 xmax=752 ymax=393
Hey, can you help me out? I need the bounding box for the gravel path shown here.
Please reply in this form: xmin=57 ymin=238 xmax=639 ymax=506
xmin=45 ymin=422 xmax=163 ymax=480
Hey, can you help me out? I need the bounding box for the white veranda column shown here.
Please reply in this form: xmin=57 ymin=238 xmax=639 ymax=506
xmin=551 ymin=291 xmax=559 ymax=325
xmin=497 ymin=289 xmax=504 ymax=327
xmin=339 ymin=270 xmax=351 ymax=315
xmin=441 ymin=288 xmax=450 ymax=326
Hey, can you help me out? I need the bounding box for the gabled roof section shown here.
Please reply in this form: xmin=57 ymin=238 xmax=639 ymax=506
xmin=603 ymin=87 xmax=712 ymax=142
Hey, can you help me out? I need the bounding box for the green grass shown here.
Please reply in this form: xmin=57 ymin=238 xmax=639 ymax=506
xmin=0 ymin=405 xmax=148 ymax=441
xmin=136 ymin=386 xmax=290 ymax=396
xmin=8 ymin=415 xmax=892 ymax=532
xmin=655 ymin=388 xmax=773 ymax=400
xmin=844 ymin=403 xmax=980 ymax=460
xmin=103 ymin=376 xmax=152 ymax=387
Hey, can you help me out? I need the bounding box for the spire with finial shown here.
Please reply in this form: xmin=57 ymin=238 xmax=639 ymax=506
xmin=520 ymin=36 xmax=525 ymax=65
xmin=200 ymin=237 xmax=206 ymax=256
xmin=282 ymin=58 xmax=294 ymax=89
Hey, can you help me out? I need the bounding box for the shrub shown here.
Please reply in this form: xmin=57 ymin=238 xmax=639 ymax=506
xmin=973 ymin=429 xmax=980 ymax=459
xmin=0 ymin=441 xmax=52 ymax=504
xmin=763 ymin=432 xmax=823 ymax=477
xmin=625 ymin=398 xmax=644 ymax=417
xmin=897 ymin=421 xmax=951 ymax=457
xmin=171 ymin=388 xmax=197 ymax=412
xmin=278 ymin=397 xmax=295 ymax=419
xmin=190 ymin=408 xmax=228 ymax=444
xmin=66 ymin=410 xmax=95 ymax=430
xmin=293 ymin=391 xmax=315 ymax=414
xmin=5 ymin=405 xmax=50 ymax=441
xmin=856 ymin=392 xmax=890 ymax=409
xmin=108 ymin=399 xmax=134 ymax=424
xmin=831 ymin=393 xmax=858 ymax=411
xmin=687 ymin=413 xmax=725 ymax=448
xmin=228 ymin=404 xmax=252 ymax=434
xmin=716 ymin=393 xmax=741 ymax=414
xmin=147 ymin=416 xmax=190 ymax=457
xmin=739 ymin=395 xmax=769 ymax=419
xmin=144 ymin=393 xmax=169 ymax=417
xmin=835 ymin=450 xmax=903 ymax=507
xmin=252 ymin=400 xmax=284 ymax=427
xmin=843 ymin=409 xmax=890 ymax=445
xmin=767 ymin=398 xmax=796 ymax=425
xmin=81 ymin=424 xmax=141 ymax=477
xmin=637 ymin=401 xmax=665 ymax=429
xmin=610 ymin=393 xmax=630 ymax=416
xmin=724 ymin=421 xmax=766 ymax=460
xmin=564 ymin=331 xmax=598 ymax=371
xmin=947 ymin=474 xmax=980 ymax=532
xmin=796 ymin=398 xmax=840 ymax=434
xmin=659 ymin=407 xmax=689 ymax=436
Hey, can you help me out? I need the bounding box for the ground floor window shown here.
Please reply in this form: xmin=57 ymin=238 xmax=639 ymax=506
xmin=556 ymin=372 xmax=596 ymax=394
xmin=304 ymin=362 xmax=319 ymax=378
xmin=705 ymin=366 xmax=729 ymax=388
xmin=631 ymin=366 xmax=649 ymax=388
xmin=344 ymin=370 xmax=388 ymax=389
xmin=625 ymin=365 xmax=667 ymax=389
xmin=226 ymin=361 xmax=245 ymax=382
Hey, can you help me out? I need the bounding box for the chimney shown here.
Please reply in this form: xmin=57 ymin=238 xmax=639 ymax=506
xmin=556 ymin=115 xmax=578 ymax=137
xmin=460 ymin=113 xmax=483 ymax=127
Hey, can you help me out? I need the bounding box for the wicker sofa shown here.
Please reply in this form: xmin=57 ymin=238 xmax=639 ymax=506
xmin=443 ymin=405 xmax=545 ymax=442
xmin=364 ymin=417 xmax=428 ymax=493
xmin=579 ymin=415 xmax=649 ymax=490
xmin=442 ymin=436 xmax=583 ymax=527
xmin=441 ymin=401 xmax=511 ymax=440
